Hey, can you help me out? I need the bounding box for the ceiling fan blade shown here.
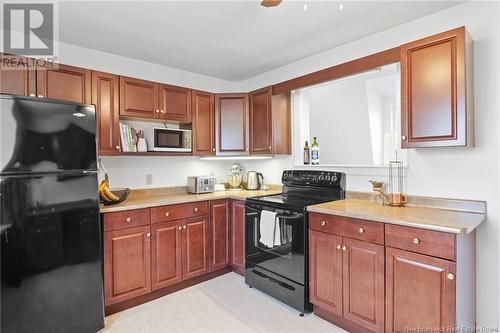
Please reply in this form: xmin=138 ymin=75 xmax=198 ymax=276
xmin=261 ymin=0 xmax=283 ymax=7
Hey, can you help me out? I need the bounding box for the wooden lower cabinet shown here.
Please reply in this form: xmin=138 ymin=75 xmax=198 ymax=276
xmin=386 ymin=247 xmax=456 ymax=333
xmin=209 ymin=200 xmax=230 ymax=271
xmin=151 ymin=220 xmax=182 ymax=290
xmin=230 ymin=199 xmax=246 ymax=274
xmin=104 ymin=225 xmax=151 ymax=306
xmin=182 ymin=216 xmax=210 ymax=280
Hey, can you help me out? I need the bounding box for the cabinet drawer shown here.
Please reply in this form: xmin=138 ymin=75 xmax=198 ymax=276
xmin=103 ymin=208 xmax=150 ymax=232
xmin=309 ymin=213 xmax=384 ymax=245
xmin=151 ymin=201 xmax=208 ymax=223
xmin=385 ymin=224 xmax=456 ymax=261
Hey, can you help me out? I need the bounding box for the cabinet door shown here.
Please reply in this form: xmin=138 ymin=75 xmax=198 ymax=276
xmin=309 ymin=230 xmax=343 ymax=316
xmin=272 ymin=92 xmax=292 ymax=155
xmin=230 ymin=199 xmax=245 ymax=275
xmin=92 ymin=71 xmax=120 ymax=155
xmin=192 ymin=90 xmax=215 ymax=156
xmin=209 ymin=200 xmax=230 ymax=271
xmin=182 ymin=216 xmax=209 ymax=280
xmin=119 ymin=76 xmax=158 ymax=119
xmin=401 ymin=26 xmax=468 ymax=148
xmin=151 ymin=220 xmax=182 ymax=290
xmin=103 ymin=225 xmax=151 ymax=306
xmin=249 ymin=87 xmax=272 ymax=154
xmin=36 ymin=63 xmax=91 ymax=103
xmin=215 ymin=94 xmax=249 ymax=156
xmin=0 ymin=53 xmax=35 ymax=96
xmin=386 ymin=247 xmax=456 ymax=332
xmin=158 ymin=84 xmax=191 ymax=122
xmin=342 ymin=238 xmax=384 ymax=333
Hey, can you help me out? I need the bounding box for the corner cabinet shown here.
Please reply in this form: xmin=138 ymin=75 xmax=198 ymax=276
xmin=401 ymin=26 xmax=473 ymax=148
xmin=214 ymin=93 xmax=250 ymax=156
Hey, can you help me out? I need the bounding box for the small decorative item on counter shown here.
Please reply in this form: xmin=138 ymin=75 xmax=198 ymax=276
xmin=388 ymin=160 xmax=406 ymax=206
xmin=136 ymin=130 xmax=148 ymax=152
xmin=303 ymin=140 xmax=310 ymax=165
xmin=311 ymin=137 xmax=320 ymax=165
xmin=369 ymin=180 xmax=386 ymax=205
xmin=227 ymin=163 xmax=243 ymax=191
xmin=214 ymin=183 xmax=226 ymax=192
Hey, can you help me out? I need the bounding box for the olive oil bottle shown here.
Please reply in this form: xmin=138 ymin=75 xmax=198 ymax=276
xmin=303 ymin=141 xmax=310 ymax=165
xmin=311 ymin=137 xmax=320 ymax=165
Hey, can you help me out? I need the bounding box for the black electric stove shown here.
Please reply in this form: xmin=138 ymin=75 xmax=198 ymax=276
xmin=245 ymin=170 xmax=345 ymax=314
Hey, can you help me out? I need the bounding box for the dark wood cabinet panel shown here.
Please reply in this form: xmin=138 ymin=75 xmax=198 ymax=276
xmin=309 ymin=230 xmax=343 ymax=316
xmin=152 ymin=220 xmax=182 ymax=290
xmin=386 ymin=247 xmax=456 ymax=332
xmin=158 ymin=84 xmax=191 ymax=122
xmin=230 ymin=199 xmax=245 ymax=275
xmin=215 ymin=94 xmax=249 ymax=155
xmin=104 ymin=225 xmax=151 ymax=306
xmin=151 ymin=202 xmax=208 ymax=224
xmin=0 ymin=53 xmax=35 ymax=96
xmin=249 ymin=87 xmax=272 ymax=154
xmin=36 ymin=63 xmax=91 ymax=103
xmin=192 ymin=90 xmax=215 ymax=156
xmin=209 ymin=200 xmax=230 ymax=271
xmin=271 ymin=92 xmax=292 ymax=155
xmin=401 ymin=26 xmax=471 ymax=148
xmin=342 ymin=238 xmax=384 ymax=333
xmin=182 ymin=216 xmax=209 ymax=280
xmin=92 ymin=71 xmax=120 ymax=155
xmin=119 ymin=76 xmax=158 ymax=119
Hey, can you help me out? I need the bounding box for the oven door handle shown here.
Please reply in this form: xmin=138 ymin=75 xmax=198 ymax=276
xmin=275 ymin=214 xmax=303 ymax=220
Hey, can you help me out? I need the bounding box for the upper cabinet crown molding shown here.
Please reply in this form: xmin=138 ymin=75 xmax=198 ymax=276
xmin=401 ymin=26 xmax=473 ymax=148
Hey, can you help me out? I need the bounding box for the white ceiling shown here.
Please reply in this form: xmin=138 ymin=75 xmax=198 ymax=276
xmin=58 ymin=1 xmax=462 ymax=82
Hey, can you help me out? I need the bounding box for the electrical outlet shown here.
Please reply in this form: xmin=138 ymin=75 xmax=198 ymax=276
xmin=145 ymin=174 xmax=153 ymax=186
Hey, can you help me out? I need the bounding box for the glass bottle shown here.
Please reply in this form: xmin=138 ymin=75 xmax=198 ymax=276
xmin=303 ymin=141 xmax=310 ymax=165
xmin=311 ymin=137 xmax=320 ymax=165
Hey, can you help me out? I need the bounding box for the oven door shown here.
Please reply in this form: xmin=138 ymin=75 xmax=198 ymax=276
xmin=245 ymin=203 xmax=306 ymax=285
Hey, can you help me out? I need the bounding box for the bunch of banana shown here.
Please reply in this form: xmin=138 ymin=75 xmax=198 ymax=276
xmin=99 ymin=174 xmax=120 ymax=204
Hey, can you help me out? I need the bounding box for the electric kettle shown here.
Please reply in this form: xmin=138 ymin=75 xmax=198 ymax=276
xmin=246 ymin=171 xmax=264 ymax=190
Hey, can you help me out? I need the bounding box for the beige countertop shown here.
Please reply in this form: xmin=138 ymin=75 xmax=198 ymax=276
xmin=308 ymin=199 xmax=486 ymax=235
xmin=100 ymin=186 xmax=281 ymax=213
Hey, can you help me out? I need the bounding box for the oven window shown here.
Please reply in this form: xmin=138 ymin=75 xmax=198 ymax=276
xmin=155 ymin=131 xmax=181 ymax=148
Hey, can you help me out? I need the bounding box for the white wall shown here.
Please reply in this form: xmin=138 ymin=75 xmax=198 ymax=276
xmin=238 ymin=2 xmax=500 ymax=328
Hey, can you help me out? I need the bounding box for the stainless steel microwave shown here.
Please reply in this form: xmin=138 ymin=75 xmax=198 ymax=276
xmin=144 ymin=127 xmax=192 ymax=152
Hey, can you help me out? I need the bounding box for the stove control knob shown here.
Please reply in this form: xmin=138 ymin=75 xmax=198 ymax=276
xmin=325 ymin=174 xmax=331 ymax=181
xmin=283 ymin=172 xmax=288 ymax=179
xmin=332 ymin=174 xmax=338 ymax=182
xmin=318 ymin=175 xmax=324 ymax=181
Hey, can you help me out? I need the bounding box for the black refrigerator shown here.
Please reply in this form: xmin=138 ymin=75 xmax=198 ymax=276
xmin=0 ymin=94 xmax=105 ymax=332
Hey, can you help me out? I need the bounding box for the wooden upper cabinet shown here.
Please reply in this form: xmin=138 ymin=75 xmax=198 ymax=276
xmin=92 ymin=71 xmax=120 ymax=155
xmin=36 ymin=63 xmax=91 ymax=103
xmin=103 ymin=225 xmax=151 ymax=306
xmin=309 ymin=230 xmax=343 ymax=316
xmin=209 ymin=200 xmax=230 ymax=271
xmin=271 ymin=92 xmax=292 ymax=155
xmin=215 ymin=93 xmax=249 ymax=156
xmin=119 ymin=76 xmax=158 ymax=119
xmin=158 ymin=84 xmax=191 ymax=122
xmin=182 ymin=216 xmax=209 ymax=280
xmin=342 ymin=238 xmax=384 ymax=333
xmin=192 ymin=90 xmax=215 ymax=156
xmin=401 ymin=26 xmax=473 ymax=148
xmin=386 ymin=247 xmax=456 ymax=332
xmin=151 ymin=220 xmax=182 ymax=290
xmin=0 ymin=53 xmax=35 ymax=96
xmin=249 ymin=87 xmax=273 ymax=154
xmin=230 ymin=199 xmax=245 ymax=275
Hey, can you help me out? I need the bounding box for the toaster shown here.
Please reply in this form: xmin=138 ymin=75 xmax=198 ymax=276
xmin=187 ymin=176 xmax=216 ymax=194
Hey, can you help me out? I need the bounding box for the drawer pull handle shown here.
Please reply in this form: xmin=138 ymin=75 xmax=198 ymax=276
xmin=336 ymin=244 xmax=341 ymax=250
xmin=413 ymin=238 xmax=421 ymax=244
xmin=146 ymin=232 xmax=151 ymax=237
xmin=194 ymin=207 xmax=199 ymax=212
xmin=178 ymin=226 xmax=182 ymax=231
xmin=358 ymin=227 xmax=364 ymax=233
xmin=341 ymin=245 xmax=347 ymax=252
xmin=447 ymin=273 xmax=455 ymax=280
xmin=126 ymin=217 xmax=131 ymax=222
xmin=183 ymin=225 xmax=187 ymax=230
xmin=115 ymin=145 xmax=120 ymax=150
xmin=320 ymin=220 xmax=326 ymax=226
xmin=165 ymin=212 xmax=170 ymax=217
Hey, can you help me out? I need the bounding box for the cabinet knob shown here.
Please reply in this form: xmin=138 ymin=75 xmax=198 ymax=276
xmin=194 ymin=207 xmax=198 ymax=212
xmin=413 ymin=238 xmax=421 ymax=244
xmin=336 ymin=244 xmax=341 ymax=250
xmin=447 ymin=273 xmax=455 ymax=280
xmin=401 ymin=135 xmax=407 ymax=141
xmin=126 ymin=217 xmax=131 ymax=222
xmin=320 ymin=220 xmax=326 ymax=226
xmin=268 ymin=146 xmax=272 ymax=150
xmin=160 ymin=109 xmax=165 ymax=114
xmin=358 ymin=227 xmax=365 ymax=234
xmin=246 ymin=147 xmax=249 ymax=151
xmin=182 ymin=225 xmax=187 ymax=230
xmin=146 ymin=232 xmax=151 ymax=237
xmin=165 ymin=212 xmax=170 ymax=217
xmin=115 ymin=145 xmax=120 ymax=150
xmin=155 ymin=109 xmax=160 ymax=114
xmin=212 ymin=148 xmax=216 ymax=152
xmin=341 ymin=245 xmax=347 ymax=251
xmin=178 ymin=226 xmax=182 ymax=231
